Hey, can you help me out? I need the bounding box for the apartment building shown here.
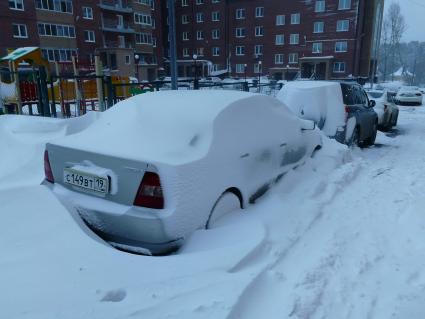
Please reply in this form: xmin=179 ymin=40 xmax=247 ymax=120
xmin=1 ymin=0 xmax=157 ymax=80
xmin=157 ymin=0 xmax=385 ymax=80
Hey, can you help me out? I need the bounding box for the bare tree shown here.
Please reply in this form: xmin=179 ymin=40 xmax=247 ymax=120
xmin=387 ymin=2 xmax=407 ymax=81
xmin=381 ymin=18 xmax=390 ymax=81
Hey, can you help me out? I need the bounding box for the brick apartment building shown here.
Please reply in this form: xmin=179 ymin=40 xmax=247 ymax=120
xmin=1 ymin=0 xmax=384 ymax=81
xmin=0 ymin=0 xmax=156 ymax=80
xmin=158 ymin=0 xmax=385 ymax=80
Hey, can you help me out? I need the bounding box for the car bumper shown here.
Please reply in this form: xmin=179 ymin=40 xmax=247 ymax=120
xmin=45 ymin=182 xmax=183 ymax=255
xmin=397 ymin=96 xmax=422 ymax=104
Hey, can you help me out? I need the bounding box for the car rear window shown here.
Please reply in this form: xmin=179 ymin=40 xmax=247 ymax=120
xmin=340 ymin=83 xmax=356 ymax=105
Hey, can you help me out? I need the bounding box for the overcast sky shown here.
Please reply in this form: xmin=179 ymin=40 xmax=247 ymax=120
xmin=387 ymin=0 xmax=425 ymax=42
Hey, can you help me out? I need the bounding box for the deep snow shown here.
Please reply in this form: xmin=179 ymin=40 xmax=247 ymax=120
xmin=1 ymin=103 xmax=425 ymax=318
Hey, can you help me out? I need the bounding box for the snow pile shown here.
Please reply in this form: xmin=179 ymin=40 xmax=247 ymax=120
xmin=276 ymin=81 xmax=345 ymax=137
xmin=0 ymin=112 xmax=99 ymax=190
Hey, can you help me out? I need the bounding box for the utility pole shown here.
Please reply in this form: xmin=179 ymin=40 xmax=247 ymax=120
xmin=168 ymin=0 xmax=178 ymax=90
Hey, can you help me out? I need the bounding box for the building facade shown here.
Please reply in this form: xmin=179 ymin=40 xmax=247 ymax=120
xmin=157 ymin=0 xmax=385 ymax=80
xmin=0 ymin=0 xmax=157 ymax=80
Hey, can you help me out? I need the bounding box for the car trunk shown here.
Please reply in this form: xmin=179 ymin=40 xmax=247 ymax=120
xmin=46 ymin=143 xmax=150 ymax=206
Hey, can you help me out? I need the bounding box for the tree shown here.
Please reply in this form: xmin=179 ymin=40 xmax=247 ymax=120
xmin=387 ymin=2 xmax=407 ymax=80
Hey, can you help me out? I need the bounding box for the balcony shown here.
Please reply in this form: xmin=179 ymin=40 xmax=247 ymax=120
xmin=101 ymin=20 xmax=135 ymax=33
xmin=103 ymin=41 xmax=134 ymax=49
xmin=98 ymin=0 xmax=133 ymax=13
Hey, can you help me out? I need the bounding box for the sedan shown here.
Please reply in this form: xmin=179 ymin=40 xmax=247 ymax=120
xmin=367 ymin=90 xmax=399 ymax=131
xmin=43 ymin=91 xmax=322 ymax=255
xmin=395 ymin=86 xmax=423 ymax=106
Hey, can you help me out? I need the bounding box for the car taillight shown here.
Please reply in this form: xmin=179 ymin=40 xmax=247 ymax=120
xmin=44 ymin=150 xmax=54 ymax=183
xmin=344 ymin=105 xmax=350 ymax=121
xmin=133 ymin=172 xmax=164 ymax=209
xmin=384 ymin=104 xmax=388 ymax=111
xmin=416 ymin=93 xmax=422 ymax=96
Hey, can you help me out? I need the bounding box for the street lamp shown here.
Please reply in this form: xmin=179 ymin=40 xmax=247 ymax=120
xmin=244 ymin=63 xmax=247 ymax=82
xmin=258 ymin=60 xmax=262 ymax=92
xmin=134 ymin=54 xmax=140 ymax=82
xmin=193 ymin=53 xmax=198 ymax=89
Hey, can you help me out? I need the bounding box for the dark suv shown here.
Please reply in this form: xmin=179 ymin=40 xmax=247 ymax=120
xmin=339 ymin=82 xmax=378 ymax=147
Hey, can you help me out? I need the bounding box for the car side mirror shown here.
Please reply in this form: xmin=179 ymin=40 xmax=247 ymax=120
xmin=300 ymin=119 xmax=316 ymax=131
xmin=369 ymin=100 xmax=376 ymax=108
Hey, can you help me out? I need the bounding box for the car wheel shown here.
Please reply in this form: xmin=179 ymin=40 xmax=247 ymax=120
xmin=350 ymin=127 xmax=360 ymax=147
xmin=365 ymin=122 xmax=378 ymax=146
xmin=206 ymin=192 xmax=241 ymax=229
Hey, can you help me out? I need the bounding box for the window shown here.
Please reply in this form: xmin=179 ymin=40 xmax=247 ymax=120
xmin=335 ymin=41 xmax=348 ymax=52
xmin=254 ymin=45 xmax=263 ymax=56
xmin=235 ymin=64 xmax=245 ymax=74
xmin=212 ymin=29 xmax=220 ymax=39
xmin=134 ymin=13 xmax=152 ymax=26
xmin=289 ymin=34 xmax=299 ymax=44
xmin=12 ymin=24 xmax=27 ymax=38
xmin=291 ymin=13 xmax=300 ymax=24
xmin=275 ymin=34 xmax=284 ymax=45
xmin=41 ymin=48 xmax=76 ymax=62
xmin=181 ymin=0 xmax=188 ymax=6
xmin=152 ymin=37 xmax=157 ymax=47
xmin=314 ymin=21 xmax=324 ymax=33
xmin=38 ymin=23 xmax=75 ymax=38
xmin=212 ymin=0 xmax=220 ymax=3
xmin=196 ymin=47 xmax=204 ymax=56
xmin=315 ymin=1 xmax=325 ymax=12
xmin=334 ymin=62 xmax=346 ymax=72
xmin=196 ymin=0 xmax=204 ymax=4
xmin=338 ymin=0 xmax=351 ymax=10
xmin=235 ymin=46 xmax=245 ymax=56
xmin=255 ymin=7 xmax=264 ymax=18
xmin=275 ymin=54 xmax=284 ymax=64
xmin=235 ymin=27 xmax=245 ymax=37
xmin=312 ymin=42 xmax=322 ymax=53
xmin=196 ymin=12 xmax=204 ymax=23
xmin=255 ymin=26 xmax=263 ymax=37
xmin=84 ymin=30 xmax=95 ymax=42
xmin=9 ymin=0 xmax=24 ymax=10
xmin=182 ymin=31 xmax=189 ymax=40
xmin=136 ymin=0 xmax=152 ymax=6
xmin=182 ymin=15 xmax=189 ymax=24
xmin=337 ymin=20 xmax=349 ymax=31
xmin=125 ymin=55 xmax=130 ymax=65
xmin=236 ymin=8 xmax=245 ymax=19
xmin=276 ymin=15 xmax=285 ymax=26
xmin=183 ymin=48 xmax=189 ymax=57
xmin=212 ymin=47 xmax=220 ymax=56
xmin=136 ymin=32 xmax=152 ymax=44
xmin=212 ymin=11 xmax=220 ymax=21
xmin=35 ymin=0 xmax=73 ymax=13
xmin=196 ymin=30 xmax=204 ymax=40
xmin=82 ymin=7 xmax=93 ymax=19
xmin=289 ymin=53 xmax=298 ymax=64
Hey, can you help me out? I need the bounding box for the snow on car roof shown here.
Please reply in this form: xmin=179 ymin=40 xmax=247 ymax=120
xmin=53 ymin=90 xmax=261 ymax=165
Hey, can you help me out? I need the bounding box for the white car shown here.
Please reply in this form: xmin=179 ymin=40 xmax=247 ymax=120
xmin=367 ymin=90 xmax=399 ymax=131
xmin=395 ymin=86 xmax=423 ymax=105
xmin=44 ymin=91 xmax=322 ymax=255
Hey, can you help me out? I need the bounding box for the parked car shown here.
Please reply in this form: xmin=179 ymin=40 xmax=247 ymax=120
xmin=395 ymin=86 xmax=423 ymax=105
xmin=276 ymin=81 xmax=378 ymax=147
xmin=367 ymin=90 xmax=399 ymax=131
xmin=43 ymin=91 xmax=322 ymax=255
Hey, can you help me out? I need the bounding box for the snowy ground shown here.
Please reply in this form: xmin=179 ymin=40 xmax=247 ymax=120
xmin=2 ymin=104 xmax=425 ymax=318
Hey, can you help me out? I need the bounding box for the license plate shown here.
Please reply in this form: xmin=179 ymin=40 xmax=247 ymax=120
xmin=63 ymin=168 xmax=109 ymax=194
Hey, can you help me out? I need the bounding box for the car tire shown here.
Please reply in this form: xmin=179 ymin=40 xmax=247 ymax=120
xmin=350 ymin=127 xmax=360 ymax=147
xmin=206 ymin=192 xmax=241 ymax=229
xmin=364 ymin=122 xmax=378 ymax=146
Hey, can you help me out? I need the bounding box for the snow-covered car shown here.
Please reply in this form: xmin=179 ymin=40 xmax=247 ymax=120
xmin=367 ymin=90 xmax=399 ymax=131
xmin=43 ymin=91 xmax=322 ymax=255
xmin=199 ymin=77 xmax=222 ymax=84
xmin=395 ymin=86 xmax=423 ymax=105
xmin=276 ymin=81 xmax=378 ymax=147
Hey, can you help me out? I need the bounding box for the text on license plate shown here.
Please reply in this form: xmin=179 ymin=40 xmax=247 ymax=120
xmin=63 ymin=169 xmax=109 ymax=193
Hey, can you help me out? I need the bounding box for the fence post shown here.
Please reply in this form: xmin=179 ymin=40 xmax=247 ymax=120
xmin=49 ymin=77 xmax=57 ymax=117
xmin=105 ymin=76 xmax=114 ymax=108
xmin=243 ymin=82 xmax=249 ymax=92
xmin=95 ymin=55 xmax=105 ymax=112
xmin=39 ymin=66 xmax=51 ymax=117
xmin=72 ymin=56 xmax=81 ymax=116
xmin=11 ymin=63 xmax=23 ymax=115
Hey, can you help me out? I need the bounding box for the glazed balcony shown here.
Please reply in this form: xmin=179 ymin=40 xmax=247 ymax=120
xmin=98 ymin=0 xmax=133 ymax=13
xmin=101 ymin=19 xmax=135 ymax=33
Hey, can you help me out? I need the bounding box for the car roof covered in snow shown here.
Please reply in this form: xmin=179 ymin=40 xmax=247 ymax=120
xmin=52 ymin=90 xmax=280 ymax=165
